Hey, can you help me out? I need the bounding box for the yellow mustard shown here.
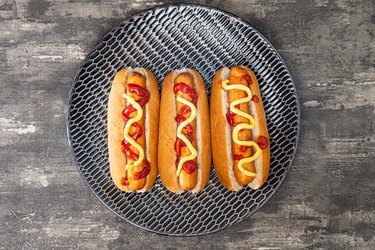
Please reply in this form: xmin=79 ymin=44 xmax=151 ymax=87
xmin=122 ymin=93 xmax=145 ymax=171
xmin=222 ymin=80 xmax=261 ymax=177
xmin=175 ymin=96 xmax=198 ymax=177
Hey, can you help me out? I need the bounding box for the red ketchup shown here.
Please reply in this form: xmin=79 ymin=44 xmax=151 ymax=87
xmin=258 ymin=136 xmax=269 ymax=149
xmin=239 ymin=145 xmax=249 ymax=152
xmin=226 ymin=105 xmax=240 ymax=127
xmin=126 ymin=84 xmax=150 ymax=107
xmin=122 ymin=104 xmax=137 ymax=121
xmin=175 ymin=114 xmax=186 ymax=124
xmin=174 ymin=133 xmax=193 ymax=157
xmin=179 ymin=105 xmax=191 ymax=114
xmin=122 ymin=85 xmax=150 ymax=120
xmin=251 ymin=95 xmax=259 ymax=103
xmin=182 ymin=160 xmax=197 ymax=174
xmin=185 ymin=132 xmax=193 ymax=142
xmin=241 ymin=74 xmax=252 ymax=85
xmin=185 ymin=124 xmax=193 ymax=134
xmin=129 ymin=122 xmax=142 ymax=140
xmin=121 ymin=140 xmax=139 ymax=161
xmin=121 ymin=177 xmax=129 ymax=186
xmin=226 ymin=109 xmax=236 ymax=127
xmin=233 ymin=154 xmax=244 ymax=160
xmin=121 ymin=121 xmax=143 ymax=161
xmin=174 ymin=103 xmax=194 ymax=157
xmin=134 ymin=161 xmax=151 ymax=180
xmin=175 ymin=115 xmax=193 ymax=134
xmin=174 ymin=139 xmax=185 ymax=157
xmin=173 ymin=82 xmax=198 ymax=104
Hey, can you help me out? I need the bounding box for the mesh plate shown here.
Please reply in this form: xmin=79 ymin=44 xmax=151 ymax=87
xmin=67 ymin=4 xmax=300 ymax=236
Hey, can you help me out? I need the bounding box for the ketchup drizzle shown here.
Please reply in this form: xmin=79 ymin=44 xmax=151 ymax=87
xmin=233 ymin=154 xmax=244 ymax=160
xmin=239 ymin=145 xmax=249 ymax=152
xmin=133 ymin=161 xmax=151 ymax=180
xmin=122 ymin=104 xmax=137 ymax=121
xmin=251 ymin=95 xmax=259 ymax=103
xmin=129 ymin=122 xmax=143 ymax=140
xmin=175 ymin=114 xmax=186 ymax=124
xmin=121 ymin=140 xmax=139 ymax=161
xmin=258 ymin=136 xmax=269 ymax=149
xmin=185 ymin=124 xmax=193 ymax=134
xmin=241 ymin=74 xmax=252 ymax=85
xmin=226 ymin=109 xmax=236 ymax=127
xmin=226 ymin=104 xmax=241 ymax=127
xmin=121 ymin=177 xmax=129 ymax=186
xmin=182 ymin=160 xmax=197 ymax=174
xmin=126 ymin=84 xmax=150 ymax=107
xmin=174 ymin=139 xmax=185 ymax=157
xmin=179 ymin=105 xmax=191 ymax=114
xmin=173 ymin=82 xmax=198 ymax=104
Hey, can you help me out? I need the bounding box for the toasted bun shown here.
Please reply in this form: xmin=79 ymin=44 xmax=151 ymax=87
xmin=107 ymin=68 xmax=159 ymax=192
xmin=158 ymin=69 xmax=211 ymax=193
xmin=210 ymin=66 xmax=270 ymax=191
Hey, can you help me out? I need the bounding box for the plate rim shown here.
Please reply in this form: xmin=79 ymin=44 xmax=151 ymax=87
xmin=66 ymin=3 xmax=301 ymax=236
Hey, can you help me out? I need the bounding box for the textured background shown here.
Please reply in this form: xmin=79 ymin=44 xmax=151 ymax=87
xmin=1 ymin=0 xmax=374 ymax=249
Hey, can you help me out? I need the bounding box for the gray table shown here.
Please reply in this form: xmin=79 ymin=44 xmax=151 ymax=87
xmin=1 ymin=1 xmax=374 ymax=249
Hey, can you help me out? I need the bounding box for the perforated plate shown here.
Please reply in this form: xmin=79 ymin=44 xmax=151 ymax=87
xmin=68 ymin=4 xmax=300 ymax=236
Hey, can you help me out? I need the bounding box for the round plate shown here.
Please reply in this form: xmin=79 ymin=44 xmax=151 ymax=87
xmin=68 ymin=4 xmax=300 ymax=236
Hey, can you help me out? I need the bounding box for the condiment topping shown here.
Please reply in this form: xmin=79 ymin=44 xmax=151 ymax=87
xmin=175 ymin=96 xmax=197 ymax=177
xmin=173 ymin=82 xmax=198 ymax=104
xmin=133 ymin=161 xmax=151 ymax=180
xmin=241 ymin=74 xmax=252 ymax=85
xmin=239 ymin=145 xmax=249 ymax=152
xmin=258 ymin=136 xmax=269 ymax=149
xmin=122 ymin=93 xmax=144 ymax=170
xmin=182 ymin=160 xmax=197 ymax=174
xmin=222 ymin=79 xmax=265 ymax=177
xmin=122 ymin=104 xmax=137 ymax=121
xmin=126 ymin=84 xmax=150 ymax=107
xmin=179 ymin=105 xmax=192 ymax=114
xmin=233 ymin=154 xmax=244 ymax=160
xmin=121 ymin=177 xmax=129 ymax=186
xmin=251 ymin=95 xmax=259 ymax=103
xmin=119 ymin=77 xmax=152 ymax=185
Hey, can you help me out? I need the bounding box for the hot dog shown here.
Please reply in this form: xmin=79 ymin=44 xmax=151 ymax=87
xmin=158 ymin=69 xmax=211 ymax=193
xmin=108 ymin=68 xmax=159 ymax=192
xmin=210 ymin=66 xmax=270 ymax=191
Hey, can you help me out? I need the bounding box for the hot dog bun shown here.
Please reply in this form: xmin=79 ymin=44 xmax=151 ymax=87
xmin=210 ymin=66 xmax=270 ymax=191
xmin=108 ymin=67 xmax=159 ymax=192
xmin=158 ymin=69 xmax=211 ymax=193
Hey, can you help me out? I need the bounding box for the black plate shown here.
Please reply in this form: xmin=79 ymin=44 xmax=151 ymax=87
xmin=67 ymin=4 xmax=300 ymax=236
